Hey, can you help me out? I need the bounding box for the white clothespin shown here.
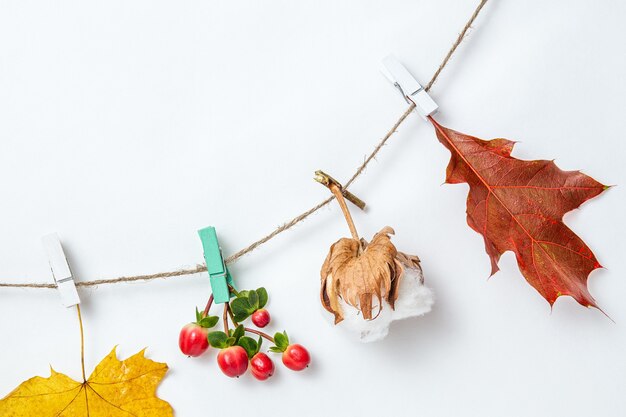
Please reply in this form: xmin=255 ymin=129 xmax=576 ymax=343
xmin=42 ymin=233 xmax=80 ymax=307
xmin=381 ymin=55 xmax=438 ymax=119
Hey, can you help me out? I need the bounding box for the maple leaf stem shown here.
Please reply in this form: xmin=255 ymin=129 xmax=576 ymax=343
xmin=75 ymin=305 xmax=87 ymax=383
xmin=329 ymin=183 xmax=359 ymax=240
xmin=202 ymin=294 xmax=214 ymax=318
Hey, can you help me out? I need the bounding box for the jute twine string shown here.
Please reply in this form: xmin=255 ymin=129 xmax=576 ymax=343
xmin=0 ymin=0 xmax=489 ymax=290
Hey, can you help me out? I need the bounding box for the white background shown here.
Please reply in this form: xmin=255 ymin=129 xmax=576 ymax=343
xmin=1 ymin=1 xmax=625 ymax=416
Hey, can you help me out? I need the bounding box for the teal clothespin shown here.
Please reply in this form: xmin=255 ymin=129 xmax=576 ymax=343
xmin=198 ymin=226 xmax=235 ymax=304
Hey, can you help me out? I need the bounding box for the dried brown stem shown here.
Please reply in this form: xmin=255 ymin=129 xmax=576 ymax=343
xmin=329 ymin=184 xmax=359 ymax=240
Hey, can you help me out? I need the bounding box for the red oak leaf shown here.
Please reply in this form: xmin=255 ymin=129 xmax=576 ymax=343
xmin=430 ymin=117 xmax=607 ymax=308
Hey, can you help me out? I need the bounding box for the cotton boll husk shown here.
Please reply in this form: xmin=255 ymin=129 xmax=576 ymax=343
xmin=336 ymin=266 xmax=434 ymax=343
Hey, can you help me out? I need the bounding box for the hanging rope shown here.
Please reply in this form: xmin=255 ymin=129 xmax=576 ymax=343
xmin=0 ymin=0 xmax=490 ymax=290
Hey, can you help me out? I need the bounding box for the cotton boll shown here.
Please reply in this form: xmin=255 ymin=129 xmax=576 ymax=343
xmin=337 ymin=295 xmax=394 ymax=342
xmin=336 ymin=266 xmax=434 ymax=343
xmin=319 ymin=227 xmax=435 ymax=342
xmin=390 ymin=266 xmax=434 ymax=321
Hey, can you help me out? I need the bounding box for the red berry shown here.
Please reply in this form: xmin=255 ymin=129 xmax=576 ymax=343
xmin=251 ymin=309 xmax=271 ymax=328
xmin=217 ymin=346 xmax=249 ymax=378
xmin=282 ymin=344 xmax=310 ymax=371
xmin=250 ymin=352 xmax=275 ymax=381
xmin=179 ymin=323 xmax=209 ymax=357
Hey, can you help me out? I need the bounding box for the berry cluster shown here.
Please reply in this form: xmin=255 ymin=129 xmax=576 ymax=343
xmin=179 ymin=287 xmax=310 ymax=380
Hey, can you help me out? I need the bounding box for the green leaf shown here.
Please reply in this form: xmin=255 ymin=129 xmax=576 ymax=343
xmin=269 ymin=346 xmax=283 ymax=353
xmin=195 ymin=307 xmax=202 ymax=323
xmin=226 ymin=337 xmax=236 ymax=347
xmin=236 ymin=290 xmax=249 ymax=299
xmin=233 ymin=312 xmax=248 ymax=323
xmin=256 ymin=336 xmax=263 ymax=354
xmin=232 ymin=325 xmax=245 ymax=343
xmin=257 ymin=287 xmax=268 ymax=308
xmin=248 ymin=290 xmax=259 ymax=310
xmin=231 ymin=297 xmax=253 ymax=321
xmin=208 ymin=331 xmax=228 ymax=349
xmin=198 ymin=316 xmax=219 ymax=328
xmin=237 ymin=336 xmax=258 ymax=359
xmin=273 ymin=331 xmax=289 ymax=351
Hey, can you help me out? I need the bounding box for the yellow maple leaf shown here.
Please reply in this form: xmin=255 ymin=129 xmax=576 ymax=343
xmin=0 ymin=306 xmax=172 ymax=417
xmin=0 ymin=347 xmax=172 ymax=417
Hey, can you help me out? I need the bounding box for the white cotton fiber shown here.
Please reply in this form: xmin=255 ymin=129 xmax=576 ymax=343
xmin=336 ymin=266 xmax=434 ymax=343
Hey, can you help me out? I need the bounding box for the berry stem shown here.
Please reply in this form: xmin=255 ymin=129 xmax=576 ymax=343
xmin=228 ymin=284 xmax=239 ymax=297
xmin=244 ymin=327 xmax=275 ymax=343
xmin=224 ymin=303 xmax=273 ymax=342
xmin=222 ymin=303 xmax=229 ymax=333
xmin=226 ymin=304 xmax=239 ymax=326
xmin=202 ymin=294 xmax=214 ymax=318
